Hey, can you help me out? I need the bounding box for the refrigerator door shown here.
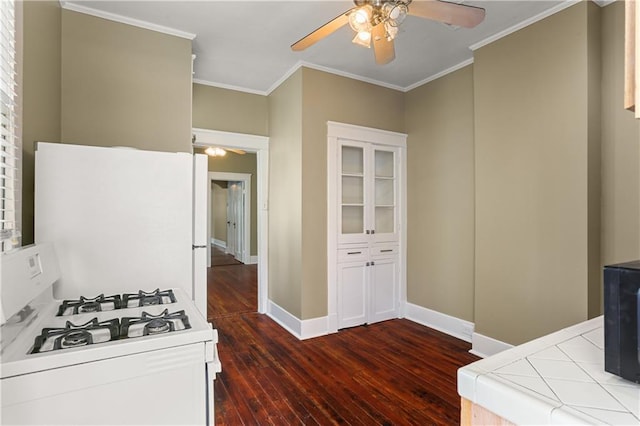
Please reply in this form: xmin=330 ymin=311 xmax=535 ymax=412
xmin=35 ymin=143 xmax=194 ymax=300
xmin=192 ymin=153 xmax=208 ymax=317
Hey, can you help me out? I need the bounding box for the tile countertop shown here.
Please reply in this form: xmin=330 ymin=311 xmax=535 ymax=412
xmin=458 ymin=316 xmax=640 ymax=425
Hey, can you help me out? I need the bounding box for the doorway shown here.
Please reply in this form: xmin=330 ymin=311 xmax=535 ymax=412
xmin=192 ymin=128 xmax=269 ymax=314
xmin=208 ymin=172 xmax=251 ymax=267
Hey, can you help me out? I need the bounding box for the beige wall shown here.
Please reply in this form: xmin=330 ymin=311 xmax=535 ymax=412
xmin=21 ymin=1 xmax=62 ymax=245
xmin=473 ymin=2 xmax=599 ymax=345
xmin=404 ymin=65 xmax=475 ymax=322
xmin=211 ymin=181 xmax=228 ymax=243
xmin=197 ymin=150 xmax=258 ymax=256
xmin=268 ymin=69 xmax=303 ymax=318
xmin=300 ymin=67 xmax=405 ymax=319
xmin=61 ymin=10 xmax=192 ymax=153
xmin=193 ymin=83 xmax=268 ymax=136
xmin=601 ymin=3 xmax=640 ymax=270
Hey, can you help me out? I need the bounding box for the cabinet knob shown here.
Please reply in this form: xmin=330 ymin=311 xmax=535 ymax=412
xmin=366 ymin=230 xmax=370 ymax=235
xmin=366 ymin=262 xmax=370 ymax=267
xmin=371 ymin=230 xmax=375 ymax=234
xmin=371 ymin=261 xmax=375 ymax=266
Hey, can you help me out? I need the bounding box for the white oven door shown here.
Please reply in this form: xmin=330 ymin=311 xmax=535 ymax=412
xmin=2 ymin=343 xmax=209 ymax=425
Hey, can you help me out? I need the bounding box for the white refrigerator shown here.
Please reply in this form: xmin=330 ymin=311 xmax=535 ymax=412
xmin=34 ymin=142 xmax=209 ymax=317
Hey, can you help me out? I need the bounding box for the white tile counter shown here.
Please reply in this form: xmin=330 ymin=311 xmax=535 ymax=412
xmin=458 ymin=316 xmax=640 ymax=425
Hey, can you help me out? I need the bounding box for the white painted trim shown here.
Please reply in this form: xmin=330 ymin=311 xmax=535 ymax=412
xmin=266 ymin=61 xmax=405 ymax=96
xmin=193 ymin=78 xmax=269 ymax=97
xmin=208 ymin=172 xmax=251 ymax=266
xmin=469 ymin=0 xmax=580 ymax=51
xmin=193 ymin=128 xmax=269 ymax=152
xmin=267 ymin=300 xmax=329 ymax=340
xmin=60 ymin=1 xmax=196 ymax=40
xmin=471 ymin=333 xmax=514 ymax=358
xmin=592 ymin=0 xmax=615 ymax=7
xmin=404 ymin=58 xmax=474 ymax=92
xmin=404 ymin=303 xmax=474 ymax=343
xmin=248 ymin=255 xmax=259 ymax=265
xmin=193 ymin=128 xmax=269 ymax=314
xmin=327 ymin=121 xmax=407 ymax=147
xmin=212 ymin=238 xmax=226 ymax=249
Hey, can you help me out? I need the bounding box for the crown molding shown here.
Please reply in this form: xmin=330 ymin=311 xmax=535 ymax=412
xmin=193 ymin=78 xmax=269 ymax=96
xmin=404 ymin=58 xmax=474 ymax=92
xmin=265 ymin=60 xmax=405 ymax=95
xmin=469 ymin=0 xmax=581 ymax=51
xmin=60 ymin=1 xmax=196 ymax=40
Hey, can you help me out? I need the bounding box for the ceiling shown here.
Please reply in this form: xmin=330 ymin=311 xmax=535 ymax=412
xmin=63 ymin=0 xmax=579 ymax=94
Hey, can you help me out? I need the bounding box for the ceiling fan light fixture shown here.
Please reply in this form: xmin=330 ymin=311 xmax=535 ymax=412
xmin=384 ymin=22 xmax=399 ymax=41
xmin=204 ymin=147 xmax=227 ymax=157
xmin=352 ymin=30 xmax=371 ymax=48
xmin=383 ymin=2 xmax=408 ymax=27
xmin=348 ymin=5 xmax=373 ymax=33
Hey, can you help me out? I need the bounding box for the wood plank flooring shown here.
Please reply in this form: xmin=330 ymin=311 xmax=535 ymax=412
xmin=208 ymin=263 xmax=479 ymax=425
xmin=212 ymin=245 xmax=244 ymax=267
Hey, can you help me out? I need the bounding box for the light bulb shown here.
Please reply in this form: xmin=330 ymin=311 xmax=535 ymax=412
xmin=348 ymin=5 xmax=373 ymax=33
xmin=352 ymin=30 xmax=371 ymax=48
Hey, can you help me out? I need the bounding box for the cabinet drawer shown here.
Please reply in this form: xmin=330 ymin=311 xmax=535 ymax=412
xmin=338 ymin=248 xmax=369 ymax=262
xmin=371 ymin=245 xmax=399 ymax=257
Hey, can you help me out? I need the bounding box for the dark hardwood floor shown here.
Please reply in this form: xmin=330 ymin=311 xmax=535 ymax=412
xmin=212 ymin=245 xmax=244 ymax=267
xmin=208 ymin=261 xmax=479 ymax=425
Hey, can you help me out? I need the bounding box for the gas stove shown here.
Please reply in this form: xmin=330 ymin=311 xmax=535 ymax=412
xmin=1 ymin=244 xmax=220 ymax=425
xmin=31 ymin=290 xmax=191 ymax=354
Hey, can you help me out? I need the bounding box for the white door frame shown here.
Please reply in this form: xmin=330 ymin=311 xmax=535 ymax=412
xmin=209 ymin=172 xmax=251 ymax=265
xmin=193 ymin=128 xmax=269 ymax=314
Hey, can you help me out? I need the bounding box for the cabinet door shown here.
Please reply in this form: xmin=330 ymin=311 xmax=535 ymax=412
xmin=369 ymin=256 xmax=399 ymax=324
xmin=337 ymin=261 xmax=368 ymax=329
xmin=372 ymin=146 xmax=399 ymax=244
xmin=338 ymin=141 xmax=369 ymax=244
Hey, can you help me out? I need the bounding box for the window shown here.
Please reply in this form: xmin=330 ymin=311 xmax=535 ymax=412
xmin=0 ymin=0 xmax=20 ymax=253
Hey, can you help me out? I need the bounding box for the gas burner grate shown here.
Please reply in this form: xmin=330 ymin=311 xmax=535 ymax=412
xmin=120 ymin=309 xmax=191 ymax=338
xmin=122 ymin=289 xmax=177 ymax=308
xmin=57 ymin=294 xmax=122 ymax=316
xmin=31 ymin=318 xmax=120 ymax=353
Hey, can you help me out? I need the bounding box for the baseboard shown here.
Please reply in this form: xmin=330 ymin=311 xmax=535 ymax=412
xmin=212 ymin=238 xmax=226 ymax=249
xmin=471 ymin=332 xmax=513 ymax=358
xmin=267 ymin=300 xmax=329 ymax=340
xmin=248 ymin=255 xmax=258 ymax=265
xmin=405 ymin=302 xmax=474 ymax=343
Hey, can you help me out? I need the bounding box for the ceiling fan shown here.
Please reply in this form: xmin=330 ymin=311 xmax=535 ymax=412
xmin=291 ymin=0 xmax=486 ymax=65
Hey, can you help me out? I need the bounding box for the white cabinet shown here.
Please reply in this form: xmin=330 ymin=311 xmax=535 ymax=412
xmin=337 ymin=247 xmax=399 ymax=329
xmin=328 ymin=122 xmax=407 ymax=332
xmin=339 ymin=141 xmax=400 ymax=245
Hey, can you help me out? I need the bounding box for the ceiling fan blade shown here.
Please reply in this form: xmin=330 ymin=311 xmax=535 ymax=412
xmin=408 ymin=0 xmax=485 ymax=29
xmin=291 ymin=9 xmax=354 ymax=51
xmin=226 ymin=148 xmax=246 ymax=155
xmin=372 ymin=24 xmax=395 ymax=65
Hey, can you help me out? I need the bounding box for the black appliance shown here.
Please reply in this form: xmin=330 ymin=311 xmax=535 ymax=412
xmin=604 ymin=260 xmax=640 ymax=383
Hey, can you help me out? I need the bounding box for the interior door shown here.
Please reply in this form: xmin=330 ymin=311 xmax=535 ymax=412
xmin=227 ymin=182 xmax=244 ymax=262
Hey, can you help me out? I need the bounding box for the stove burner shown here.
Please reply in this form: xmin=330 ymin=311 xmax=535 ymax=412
xmin=61 ymin=330 xmax=92 ymax=347
xmin=120 ymin=309 xmax=190 ymax=338
xmin=122 ymin=289 xmax=177 ymax=308
xmin=142 ymin=296 xmax=161 ymax=306
xmin=79 ymin=302 xmax=100 ymax=313
xmin=57 ymin=294 xmax=122 ymax=316
xmin=31 ymin=318 xmax=120 ymax=353
xmin=145 ymin=318 xmax=171 ymax=335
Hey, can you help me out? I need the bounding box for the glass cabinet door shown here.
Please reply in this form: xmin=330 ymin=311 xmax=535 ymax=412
xmin=340 ymin=145 xmax=365 ymax=236
xmin=373 ymin=148 xmax=396 ymax=237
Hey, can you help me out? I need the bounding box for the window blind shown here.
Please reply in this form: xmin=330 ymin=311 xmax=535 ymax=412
xmin=0 ymin=0 xmax=20 ymax=253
